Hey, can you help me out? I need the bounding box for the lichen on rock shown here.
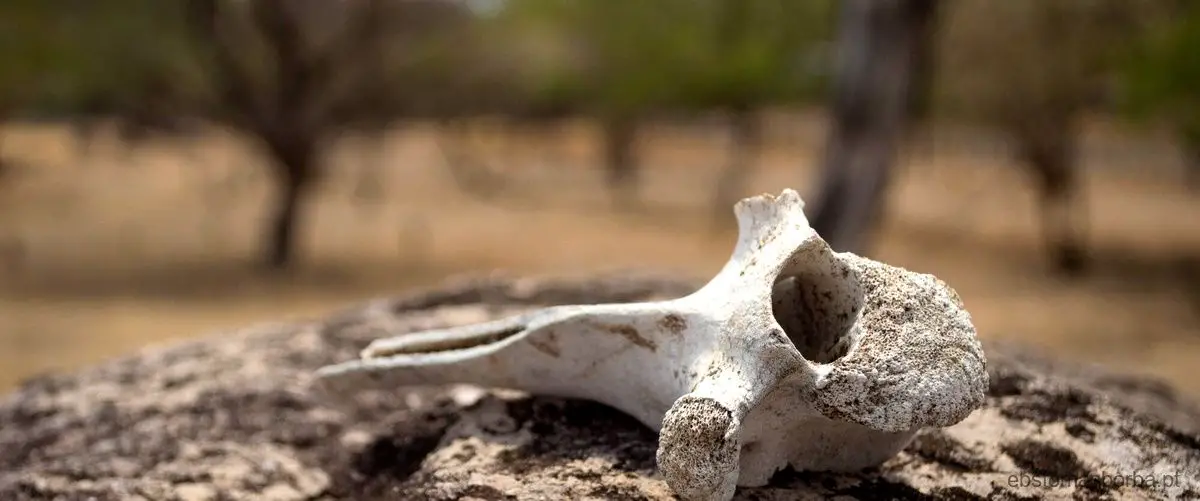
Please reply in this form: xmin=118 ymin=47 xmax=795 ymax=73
xmin=1 ymin=273 xmax=1197 ymax=500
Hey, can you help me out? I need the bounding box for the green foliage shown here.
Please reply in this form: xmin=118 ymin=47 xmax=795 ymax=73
xmin=936 ymin=0 xmax=1140 ymax=129
xmin=673 ymin=0 xmax=834 ymax=109
xmin=0 ymin=0 xmax=197 ymax=114
xmin=2 ymin=0 xmax=836 ymax=121
xmin=1119 ymin=2 xmax=1200 ymax=142
xmin=493 ymin=0 xmax=835 ymax=116
xmin=0 ymin=1 xmax=66 ymax=106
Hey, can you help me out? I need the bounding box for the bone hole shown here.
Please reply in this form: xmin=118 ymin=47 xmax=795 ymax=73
xmin=770 ymin=245 xmax=863 ymax=364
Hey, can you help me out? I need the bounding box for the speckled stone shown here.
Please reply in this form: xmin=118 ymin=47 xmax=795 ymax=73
xmin=1 ymin=273 xmax=1197 ymax=501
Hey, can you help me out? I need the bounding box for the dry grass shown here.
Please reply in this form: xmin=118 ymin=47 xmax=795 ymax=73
xmin=0 ymin=113 xmax=1197 ymax=398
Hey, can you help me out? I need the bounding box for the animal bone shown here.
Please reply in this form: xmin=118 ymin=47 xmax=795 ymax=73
xmin=316 ymin=188 xmax=988 ymax=501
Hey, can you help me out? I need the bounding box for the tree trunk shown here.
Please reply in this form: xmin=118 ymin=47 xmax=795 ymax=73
xmin=351 ymin=129 xmax=388 ymax=207
xmin=808 ymin=0 xmax=940 ymax=254
xmin=437 ymin=119 xmax=506 ymax=200
xmin=905 ymin=0 xmax=941 ymax=153
xmin=1017 ymin=124 xmax=1087 ymax=277
xmin=712 ymin=108 xmax=762 ymax=225
xmin=71 ymin=118 xmax=102 ymax=166
xmin=1182 ymin=135 xmax=1200 ymax=192
xmin=0 ymin=106 xmax=14 ymax=176
xmin=263 ymin=142 xmax=318 ymax=271
xmin=601 ymin=114 xmax=640 ymax=211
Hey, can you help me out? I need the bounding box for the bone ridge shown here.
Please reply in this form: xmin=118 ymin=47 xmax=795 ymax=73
xmin=316 ymin=188 xmax=989 ymax=501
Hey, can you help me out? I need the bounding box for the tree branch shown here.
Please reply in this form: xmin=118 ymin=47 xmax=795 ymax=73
xmin=185 ymin=0 xmax=276 ymax=132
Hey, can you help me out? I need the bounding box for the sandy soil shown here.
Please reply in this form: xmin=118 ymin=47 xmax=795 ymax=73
xmin=0 ymin=113 xmax=1196 ymax=397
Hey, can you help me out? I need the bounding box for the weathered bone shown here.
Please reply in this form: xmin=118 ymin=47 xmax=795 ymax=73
xmin=316 ymin=188 xmax=988 ymax=501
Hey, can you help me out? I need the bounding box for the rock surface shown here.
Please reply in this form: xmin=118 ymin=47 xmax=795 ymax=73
xmin=1 ymin=272 xmax=1197 ymax=501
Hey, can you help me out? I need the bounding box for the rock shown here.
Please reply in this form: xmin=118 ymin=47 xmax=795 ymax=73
xmin=1 ymin=272 xmax=1197 ymax=501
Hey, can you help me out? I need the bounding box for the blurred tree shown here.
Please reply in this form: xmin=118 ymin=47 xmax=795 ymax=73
xmin=494 ymin=0 xmax=832 ymax=211
xmin=1120 ymin=0 xmax=1200 ymax=190
xmin=557 ymin=0 xmax=702 ymax=210
xmin=419 ymin=0 xmax=579 ymax=201
xmin=904 ymin=0 xmax=942 ymax=147
xmin=807 ymin=0 xmax=941 ymax=254
xmin=8 ymin=1 xmax=202 ymax=159
xmin=180 ymin=0 xmax=477 ymax=269
xmin=435 ymin=119 xmax=512 ymax=200
xmin=461 ymin=0 xmax=687 ymax=208
xmin=0 ymin=0 xmax=214 ymax=181
xmin=0 ymin=1 xmax=74 ymax=168
xmin=938 ymin=0 xmax=1144 ymax=276
xmin=693 ymin=0 xmax=834 ymax=220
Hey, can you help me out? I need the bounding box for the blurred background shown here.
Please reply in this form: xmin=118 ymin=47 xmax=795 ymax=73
xmin=0 ymin=0 xmax=1196 ymax=396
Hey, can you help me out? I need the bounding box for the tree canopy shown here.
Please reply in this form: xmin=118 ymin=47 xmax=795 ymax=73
xmin=1120 ymin=1 xmax=1200 ymax=144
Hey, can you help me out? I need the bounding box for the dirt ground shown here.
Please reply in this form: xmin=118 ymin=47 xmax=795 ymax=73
xmin=0 ymin=112 xmax=1197 ymax=398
